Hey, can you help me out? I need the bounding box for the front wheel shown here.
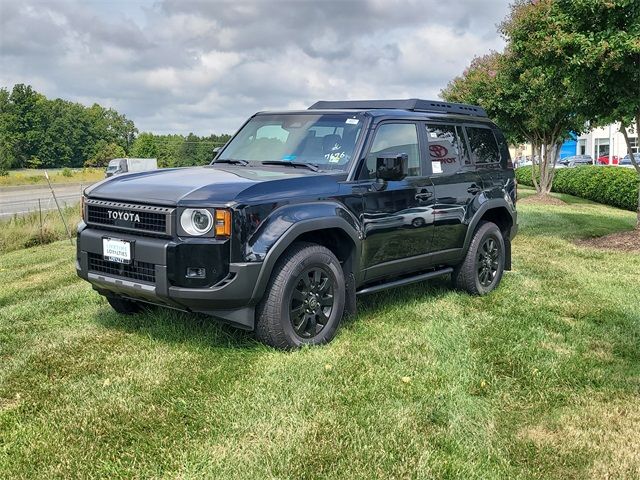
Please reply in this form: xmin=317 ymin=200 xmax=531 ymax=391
xmin=452 ymin=221 xmax=505 ymax=295
xmin=255 ymin=242 xmax=345 ymax=349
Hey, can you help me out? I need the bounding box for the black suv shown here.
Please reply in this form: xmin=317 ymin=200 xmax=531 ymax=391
xmin=77 ymin=99 xmax=517 ymax=348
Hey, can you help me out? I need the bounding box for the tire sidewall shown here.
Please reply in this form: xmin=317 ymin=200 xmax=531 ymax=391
xmin=279 ymin=250 xmax=346 ymax=347
xmin=473 ymin=225 xmax=505 ymax=295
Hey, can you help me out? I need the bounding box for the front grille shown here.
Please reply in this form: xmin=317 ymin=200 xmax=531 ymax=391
xmin=88 ymin=253 xmax=156 ymax=284
xmin=85 ymin=200 xmax=172 ymax=236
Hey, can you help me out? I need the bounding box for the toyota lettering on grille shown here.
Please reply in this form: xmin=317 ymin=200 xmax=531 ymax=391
xmin=107 ymin=210 xmax=141 ymax=223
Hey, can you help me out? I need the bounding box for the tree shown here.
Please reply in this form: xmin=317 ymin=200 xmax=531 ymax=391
xmin=9 ymin=84 xmax=46 ymax=168
xmin=85 ymin=142 xmax=126 ymax=167
xmin=130 ymin=132 xmax=159 ymax=158
xmin=0 ymin=83 xmax=231 ymax=171
xmin=442 ymin=1 xmax=586 ymax=195
xmin=0 ymin=88 xmax=17 ymax=171
xmin=0 ymin=84 xmax=139 ymax=169
xmin=534 ymin=0 xmax=640 ymax=226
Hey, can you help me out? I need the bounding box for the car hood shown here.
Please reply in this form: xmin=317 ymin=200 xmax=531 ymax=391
xmin=85 ymin=165 xmax=342 ymax=205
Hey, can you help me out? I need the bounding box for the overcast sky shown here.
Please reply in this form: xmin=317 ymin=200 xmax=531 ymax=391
xmin=0 ymin=0 xmax=509 ymax=135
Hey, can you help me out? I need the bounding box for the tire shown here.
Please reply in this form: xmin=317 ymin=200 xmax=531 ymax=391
xmin=106 ymin=296 xmax=145 ymax=315
xmin=255 ymin=242 xmax=346 ymax=349
xmin=452 ymin=221 xmax=505 ymax=295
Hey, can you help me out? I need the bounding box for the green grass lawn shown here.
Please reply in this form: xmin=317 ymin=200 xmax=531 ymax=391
xmin=0 ymin=205 xmax=80 ymax=254
xmin=1 ymin=188 xmax=639 ymax=479
xmin=0 ymin=168 xmax=104 ymax=187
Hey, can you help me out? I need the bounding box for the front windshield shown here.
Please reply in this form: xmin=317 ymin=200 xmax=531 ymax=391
xmin=217 ymin=113 xmax=365 ymax=170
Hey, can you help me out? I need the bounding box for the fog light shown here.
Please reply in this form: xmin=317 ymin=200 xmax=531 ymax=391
xmin=186 ymin=267 xmax=206 ymax=279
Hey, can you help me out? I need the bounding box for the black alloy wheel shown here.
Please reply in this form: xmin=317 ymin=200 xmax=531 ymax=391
xmin=255 ymin=242 xmax=346 ymax=349
xmin=451 ymin=221 xmax=505 ymax=295
xmin=477 ymin=237 xmax=500 ymax=288
xmin=290 ymin=266 xmax=335 ymax=338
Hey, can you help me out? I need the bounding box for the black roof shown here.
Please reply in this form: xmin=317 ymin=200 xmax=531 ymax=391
xmin=308 ymin=99 xmax=487 ymax=118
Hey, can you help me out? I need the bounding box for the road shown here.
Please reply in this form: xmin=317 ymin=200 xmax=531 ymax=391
xmin=0 ymin=183 xmax=91 ymax=219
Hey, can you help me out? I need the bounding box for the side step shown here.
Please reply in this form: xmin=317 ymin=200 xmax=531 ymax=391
xmin=356 ymin=267 xmax=453 ymax=296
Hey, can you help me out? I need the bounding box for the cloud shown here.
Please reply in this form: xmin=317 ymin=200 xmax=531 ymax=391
xmin=0 ymin=0 xmax=509 ymax=135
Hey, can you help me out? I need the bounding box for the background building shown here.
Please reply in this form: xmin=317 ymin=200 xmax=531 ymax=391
xmin=509 ymin=123 xmax=638 ymax=164
xmin=575 ymin=123 xmax=638 ymax=164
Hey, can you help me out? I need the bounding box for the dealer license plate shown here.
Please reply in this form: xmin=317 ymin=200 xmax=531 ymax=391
xmin=103 ymin=238 xmax=131 ymax=264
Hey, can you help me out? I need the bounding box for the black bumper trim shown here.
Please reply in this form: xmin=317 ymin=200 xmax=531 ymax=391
xmin=77 ymin=225 xmax=263 ymax=329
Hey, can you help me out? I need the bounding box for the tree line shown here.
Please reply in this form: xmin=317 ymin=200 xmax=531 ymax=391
xmin=441 ymin=0 xmax=639 ymax=226
xmin=0 ymin=84 xmax=231 ymax=171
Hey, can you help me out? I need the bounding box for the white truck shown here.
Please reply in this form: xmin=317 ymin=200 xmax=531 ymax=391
xmin=105 ymin=158 xmax=158 ymax=178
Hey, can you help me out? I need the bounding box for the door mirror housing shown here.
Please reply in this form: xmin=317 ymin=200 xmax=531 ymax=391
xmin=376 ymin=154 xmax=408 ymax=181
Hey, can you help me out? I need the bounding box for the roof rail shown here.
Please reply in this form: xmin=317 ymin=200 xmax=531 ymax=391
xmin=308 ymin=98 xmax=487 ymax=118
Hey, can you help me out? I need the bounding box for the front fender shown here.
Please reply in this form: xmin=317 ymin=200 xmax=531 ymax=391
xmin=247 ymin=202 xmax=362 ymax=302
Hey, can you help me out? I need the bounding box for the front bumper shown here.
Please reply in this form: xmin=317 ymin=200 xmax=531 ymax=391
xmin=76 ymin=223 xmax=262 ymax=329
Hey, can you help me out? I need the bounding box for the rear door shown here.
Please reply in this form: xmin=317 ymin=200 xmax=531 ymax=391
xmin=358 ymin=122 xmax=436 ymax=280
xmin=465 ymin=124 xmax=506 ymax=201
xmin=425 ymin=122 xmax=483 ymax=252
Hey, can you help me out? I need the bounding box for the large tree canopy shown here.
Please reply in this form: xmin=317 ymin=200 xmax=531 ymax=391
xmin=442 ymin=0 xmax=587 ymax=195
xmin=531 ymin=0 xmax=640 ymax=225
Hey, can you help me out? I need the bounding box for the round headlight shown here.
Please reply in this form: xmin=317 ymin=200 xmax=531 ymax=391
xmin=180 ymin=209 xmax=213 ymax=236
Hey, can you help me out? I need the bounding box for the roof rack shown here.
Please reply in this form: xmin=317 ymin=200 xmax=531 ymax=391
xmin=308 ymin=98 xmax=487 ymax=118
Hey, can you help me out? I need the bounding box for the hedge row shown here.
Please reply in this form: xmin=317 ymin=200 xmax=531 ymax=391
xmin=515 ymin=166 xmax=639 ymax=211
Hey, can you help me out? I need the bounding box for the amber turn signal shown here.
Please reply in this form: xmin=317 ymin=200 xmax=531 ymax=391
xmin=215 ymin=209 xmax=231 ymax=237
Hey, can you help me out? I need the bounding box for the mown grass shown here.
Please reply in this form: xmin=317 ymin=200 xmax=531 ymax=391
xmin=0 ymin=168 xmax=103 ymax=186
xmin=1 ymin=188 xmax=639 ymax=479
xmin=0 ymin=205 xmax=81 ymax=254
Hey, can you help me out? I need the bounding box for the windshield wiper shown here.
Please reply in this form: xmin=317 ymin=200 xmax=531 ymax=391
xmin=214 ymin=159 xmax=249 ymax=166
xmin=260 ymin=161 xmax=320 ymax=172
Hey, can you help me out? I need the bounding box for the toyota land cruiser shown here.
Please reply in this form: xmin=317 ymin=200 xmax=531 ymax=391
xmin=77 ymin=99 xmax=517 ymax=348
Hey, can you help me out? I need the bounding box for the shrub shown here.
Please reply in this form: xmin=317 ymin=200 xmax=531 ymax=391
xmin=23 ymin=228 xmax=57 ymax=248
xmin=515 ymin=166 xmax=639 ymax=211
xmin=0 ymin=168 xmax=8 ymax=177
xmin=61 ymin=167 xmax=73 ymax=177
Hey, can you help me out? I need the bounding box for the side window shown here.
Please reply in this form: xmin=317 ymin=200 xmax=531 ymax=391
xmin=493 ymin=129 xmax=510 ymax=163
xmin=364 ymin=123 xmax=420 ymax=179
xmin=426 ymin=124 xmax=469 ymax=175
xmin=466 ymin=126 xmax=500 ymax=164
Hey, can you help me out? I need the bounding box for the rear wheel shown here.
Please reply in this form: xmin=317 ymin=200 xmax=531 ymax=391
xmin=452 ymin=221 xmax=505 ymax=295
xmin=256 ymin=242 xmax=345 ymax=349
xmin=106 ymin=296 xmax=146 ymax=315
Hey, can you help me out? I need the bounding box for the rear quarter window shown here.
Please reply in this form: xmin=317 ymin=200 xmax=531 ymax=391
xmin=466 ymin=126 xmax=500 ymax=164
xmin=425 ymin=124 xmax=469 ymax=175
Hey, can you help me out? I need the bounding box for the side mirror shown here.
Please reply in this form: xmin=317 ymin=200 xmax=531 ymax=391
xmin=376 ymin=154 xmax=408 ymax=181
xmin=213 ymin=147 xmax=221 ymax=155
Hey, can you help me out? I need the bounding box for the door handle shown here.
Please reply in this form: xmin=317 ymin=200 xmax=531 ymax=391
xmin=415 ymin=192 xmax=433 ymax=200
xmin=467 ymin=185 xmax=482 ymax=194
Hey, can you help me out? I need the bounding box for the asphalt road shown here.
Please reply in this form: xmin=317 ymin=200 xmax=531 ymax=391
xmin=0 ymin=183 xmax=90 ymax=218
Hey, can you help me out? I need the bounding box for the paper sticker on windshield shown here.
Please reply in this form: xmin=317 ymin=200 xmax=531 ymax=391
xmin=326 ymin=152 xmax=345 ymax=163
xmin=345 ymin=118 xmax=359 ymax=125
xmin=432 ymin=161 xmax=442 ymax=174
